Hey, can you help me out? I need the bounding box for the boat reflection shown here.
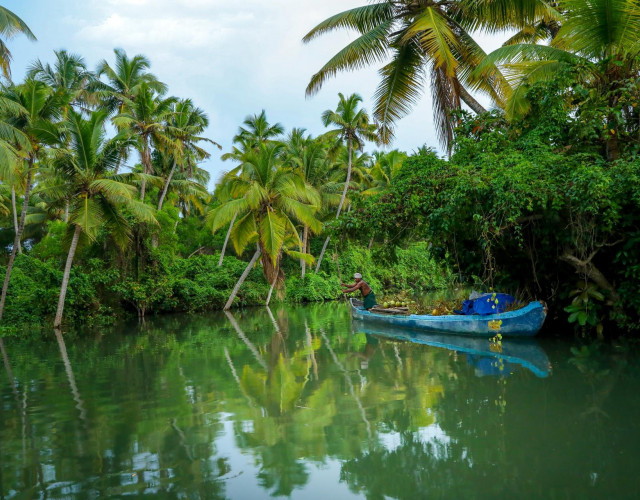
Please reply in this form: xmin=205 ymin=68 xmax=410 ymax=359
xmin=352 ymin=320 xmax=552 ymax=378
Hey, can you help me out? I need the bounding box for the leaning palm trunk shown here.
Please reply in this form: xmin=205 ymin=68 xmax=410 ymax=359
xmin=224 ymin=245 xmax=261 ymax=310
xmin=218 ymin=211 xmax=237 ymax=267
xmin=266 ymin=268 xmax=279 ymax=307
xmin=53 ymin=224 xmax=82 ymax=329
xmin=54 ymin=329 xmax=87 ymax=421
xmin=301 ymin=226 xmax=308 ymax=277
xmin=11 ymin=186 xmax=20 ymax=254
xmin=157 ymin=158 xmax=178 ymax=211
xmin=0 ymin=160 xmax=34 ymax=322
xmin=152 ymin=159 xmax=179 ymax=249
xmin=458 ymin=84 xmax=487 ymax=115
xmin=316 ymin=139 xmax=352 ymax=273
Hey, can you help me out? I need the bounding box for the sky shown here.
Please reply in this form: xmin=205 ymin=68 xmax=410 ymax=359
xmin=4 ymin=0 xmax=505 ymax=186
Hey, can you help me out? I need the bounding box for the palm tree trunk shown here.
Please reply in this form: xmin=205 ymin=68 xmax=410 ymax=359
xmin=140 ymin=173 xmax=147 ymax=201
xmin=224 ymin=245 xmax=261 ymax=310
xmin=53 ymin=224 xmax=82 ymax=329
xmin=316 ymin=138 xmax=353 ymax=273
xmin=336 ymin=138 xmax=352 ymax=219
xmin=54 ymin=329 xmax=87 ymax=421
xmin=139 ymin=142 xmax=151 ymax=201
xmin=368 ymin=236 xmax=374 ymax=249
xmin=11 ymin=186 xmax=20 ymax=255
xmin=157 ymin=158 xmax=178 ymax=211
xmin=0 ymin=160 xmax=34 ymax=322
xmin=315 ymin=236 xmax=331 ymax=273
xmin=64 ymin=200 xmax=69 ymax=222
xmin=218 ymin=211 xmax=237 ymax=267
xmin=458 ymin=84 xmax=487 ymax=115
xmin=301 ymin=225 xmax=308 ymax=277
xmin=266 ymin=268 xmax=278 ymax=307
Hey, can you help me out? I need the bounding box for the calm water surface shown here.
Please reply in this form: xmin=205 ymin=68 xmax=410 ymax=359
xmin=1 ymin=303 xmax=639 ymax=499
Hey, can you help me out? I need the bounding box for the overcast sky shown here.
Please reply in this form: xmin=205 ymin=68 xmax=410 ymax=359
xmin=5 ymin=0 xmax=505 ymax=186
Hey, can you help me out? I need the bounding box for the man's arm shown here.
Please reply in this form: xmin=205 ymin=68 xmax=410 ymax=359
xmin=343 ymin=282 xmax=362 ymax=293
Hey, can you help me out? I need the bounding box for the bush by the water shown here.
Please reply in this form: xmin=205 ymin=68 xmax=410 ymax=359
xmin=1 ymin=240 xmax=451 ymax=331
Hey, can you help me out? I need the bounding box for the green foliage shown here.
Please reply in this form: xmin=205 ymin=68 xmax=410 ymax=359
xmin=287 ymin=273 xmax=342 ymax=303
xmin=29 ymin=220 xmax=67 ymax=262
xmin=564 ymin=282 xmax=605 ymax=337
xmin=312 ymin=241 xmax=451 ymax=298
xmin=339 ymin=83 xmax=640 ymax=335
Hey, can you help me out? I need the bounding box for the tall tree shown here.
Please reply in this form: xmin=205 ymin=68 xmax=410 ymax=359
xmin=93 ymin=48 xmax=167 ymax=115
xmin=208 ymin=142 xmax=320 ymax=309
xmin=0 ymin=79 xmax=63 ymax=325
xmin=315 ymin=93 xmax=377 ymax=272
xmin=217 ymin=110 xmax=282 ymax=266
xmin=28 ymin=50 xmax=93 ymax=116
xmin=158 ymin=98 xmax=220 ymax=211
xmin=283 ymin=129 xmax=346 ymax=277
xmin=302 ymin=0 xmax=559 ymax=146
xmin=235 ymin=109 xmax=284 ymax=148
xmin=112 ymin=83 xmax=176 ymax=200
xmin=51 ymin=110 xmax=155 ymax=329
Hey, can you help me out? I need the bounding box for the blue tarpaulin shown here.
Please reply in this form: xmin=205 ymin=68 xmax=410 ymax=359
xmin=456 ymin=293 xmax=516 ymax=315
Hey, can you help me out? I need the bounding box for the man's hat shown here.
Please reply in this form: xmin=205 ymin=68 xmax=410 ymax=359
xmin=354 ymin=273 xmax=363 ymax=279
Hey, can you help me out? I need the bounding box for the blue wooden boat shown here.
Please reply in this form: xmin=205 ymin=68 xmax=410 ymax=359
xmin=352 ymin=321 xmax=552 ymax=377
xmin=350 ymin=298 xmax=547 ymax=337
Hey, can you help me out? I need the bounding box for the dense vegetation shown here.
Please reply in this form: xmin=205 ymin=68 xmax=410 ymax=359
xmin=0 ymin=0 xmax=639 ymax=337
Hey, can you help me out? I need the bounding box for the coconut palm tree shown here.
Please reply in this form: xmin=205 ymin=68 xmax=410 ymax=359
xmin=315 ymin=93 xmax=377 ymax=272
xmin=474 ymin=0 xmax=640 ymax=159
xmin=51 ymin=110 xmax=156 ymax=329
xmin=93 ymin=48 xmax=167 ymax=115
xmin=302 ymin=1 xmax=489 ymax=146
xmin=217 ymin=110 xmax=283 ymax=266
xmin=0 ymin=5 xmax=36 ymax=79
xmin=207 ymin=142 xmax=320 ymax=309
xmin=112 ymin=83 xmax=177 ymax=200
xmin=235 ymin=109 xmax=284 ymax=148
xmin=158 ymin=98 xmax=220 ymax=211
xmin=0 ymin=79 xmax=64 ymax=324
xmin=282 ymin=129 xmax=334 ymax=277
xmin=27 ymin=50 xmax=94 ymax=116
xmin=303 ymin=0 xmax=560 ymax=146
xmin=213 ymin=171 xmax=245 ymax=266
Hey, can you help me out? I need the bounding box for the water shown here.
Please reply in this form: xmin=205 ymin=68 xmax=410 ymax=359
xmin=1 ymin=303 xmax=639 ymax=499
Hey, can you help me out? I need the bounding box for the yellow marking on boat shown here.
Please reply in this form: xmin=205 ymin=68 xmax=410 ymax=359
xmin=488 ymin=319 xmax=503 ymax=331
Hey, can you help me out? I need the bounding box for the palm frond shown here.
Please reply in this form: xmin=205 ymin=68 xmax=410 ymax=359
xmin=206 ymin=198 xmax=249 ymax=232
xmin=306 ymin=20 xmax=393 ymax=96
xmin=302 ymin=2 xmax=394 ymax=42
xmin=260 ymin=210 xmax=287 ymax=266
xmin=230 ymin=212 xmax=257 ymax=255
xmin=373 ymin=41 xmax=426 ymax=144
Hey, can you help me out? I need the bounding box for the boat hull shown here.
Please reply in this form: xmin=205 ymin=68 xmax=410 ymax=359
xmin=350 ymin=298 xmax=547 ymax=337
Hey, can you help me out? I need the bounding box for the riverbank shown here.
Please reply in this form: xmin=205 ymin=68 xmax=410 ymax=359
xmin=0 ymin=241 xmax=451 ymax=335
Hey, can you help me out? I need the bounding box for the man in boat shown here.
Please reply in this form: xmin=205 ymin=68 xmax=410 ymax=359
xmin=341 ymin=273 xmax=377 ymax=310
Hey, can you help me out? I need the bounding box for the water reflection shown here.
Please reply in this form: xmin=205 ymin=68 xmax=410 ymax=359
xmin=0 ymin=304 xmax=638 ymax=499
xmin=353 ymin=320 xmax=553 ymax=378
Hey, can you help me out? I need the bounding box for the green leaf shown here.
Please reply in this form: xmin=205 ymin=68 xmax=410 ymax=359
xmin=260 ymin=210 xmax=286 ymax=266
